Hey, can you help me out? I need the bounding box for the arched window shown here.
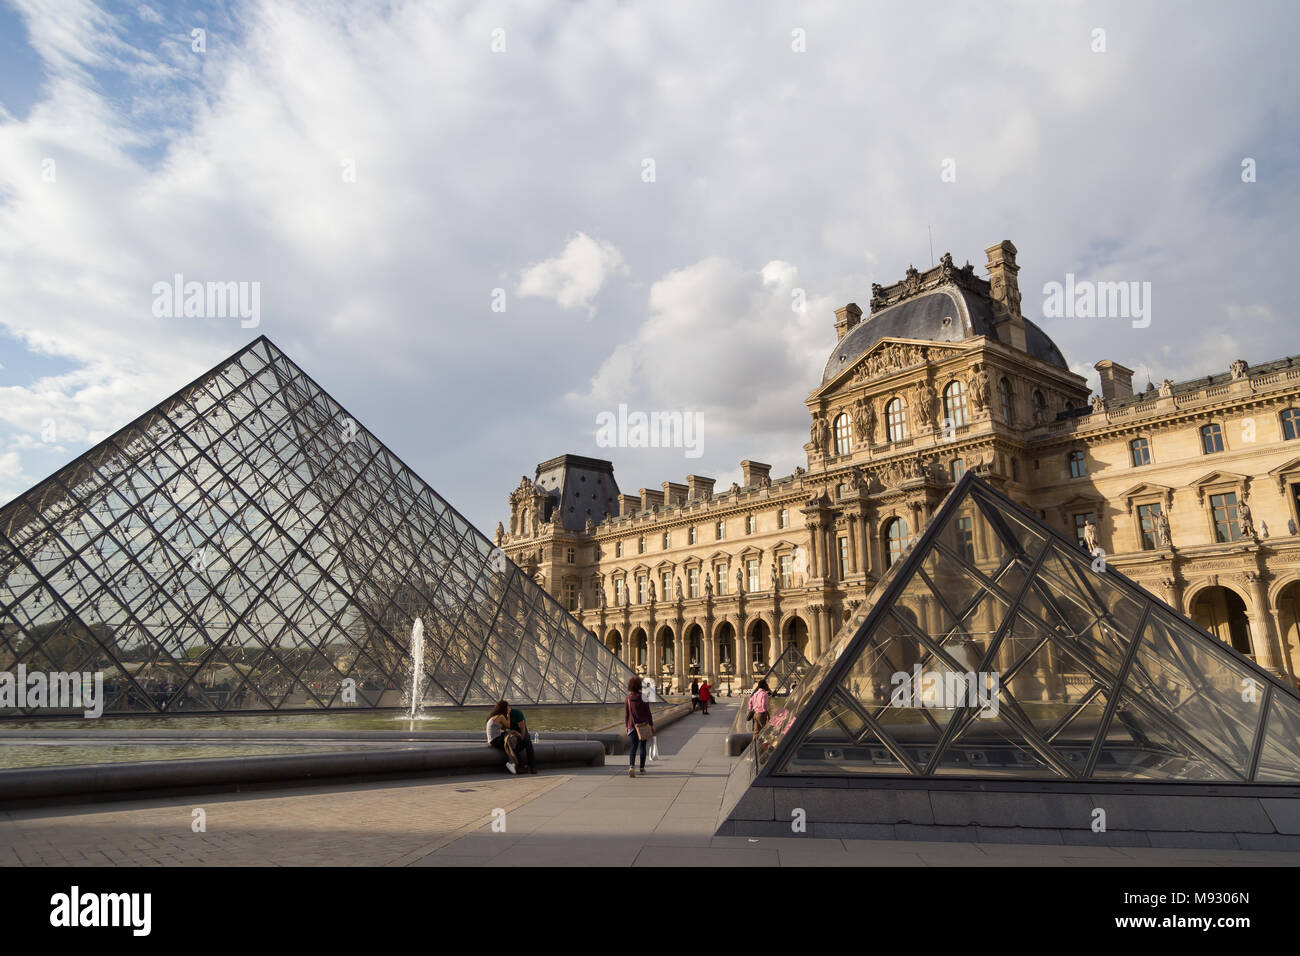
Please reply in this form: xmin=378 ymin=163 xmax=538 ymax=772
xmin=1130 ymin=437 xmax=1151 ymax=467
xmin=1283 ymin=408 xmax=1300 ymax=441
xmin=885 ymin=518 xmax=911 ymax=569
xmin=943 ymin=380 xmax=968 ymax=428
xmin=999 ymin=377 xmax=1014 ymax=425
xmin=1201 ymin=423 xmax=1224 ymax=454
xmin=885 ymin=398 xmax=908 ymax=442
xmin=833 ymin=412 xmax=853 ymax=455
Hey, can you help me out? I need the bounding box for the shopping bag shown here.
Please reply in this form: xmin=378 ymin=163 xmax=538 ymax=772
xmin=649 ymin=736 xmax=659 ymax=761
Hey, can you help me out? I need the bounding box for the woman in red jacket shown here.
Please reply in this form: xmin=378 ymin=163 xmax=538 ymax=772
xmin=698 ymin=678 xmax=712 ymax=715
xmin=624 ymin=676 xmax=655 ymax=777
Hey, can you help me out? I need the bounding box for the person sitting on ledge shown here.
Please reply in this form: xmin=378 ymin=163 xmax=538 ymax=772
xmin=486 ymin=700 xmax=528 ymax=775
xmin=506 ymin=699 xmax=538 ymax=774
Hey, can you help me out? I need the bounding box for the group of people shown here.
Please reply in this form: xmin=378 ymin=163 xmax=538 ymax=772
xmin=688 ymin=678 xmax=713 ymax=714
xmin=485 ymin=699 xmax=537 ymax=774
xmin=485 ymin=676 xmax=775 ymax=778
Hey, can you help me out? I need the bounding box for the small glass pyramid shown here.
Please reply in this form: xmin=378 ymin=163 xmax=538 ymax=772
xmin=753 ymin=472 xmax=1300 ymax=783
xmin=0 ymin=337 xmax=633 ymax=714
xmin=759 ymin=642 xmax=811 ymax=697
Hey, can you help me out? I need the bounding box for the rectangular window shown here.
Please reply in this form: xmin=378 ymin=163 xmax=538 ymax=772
xmin=563 ymin=581 xmax=577 ymax=610
xmin=955 ymin=515 xmax=974 ymax=561
xmin=615 ymin=541 xmax=623 ymax=558
xmin=746 ymin=515 xmax=755 ymax=534
xmin=779 ymin=508 xmax=789 ymax=529
xmin=716 ymin=565 xmax=727 ymax=595
xmin=1202 ymin=424 xmax=1225 ymax=454
xmin=715 ymin=520 xmax=725 ymax=540
xmin=779 ymin=554 xmax=792 ymax=588
xmin=614 ymin=579 xmax=624 ymax=605
xmin=662 ymin=572 xmax=672 ymax=600
xmin=1069 ymin=450 xmax=1086 ymax=478
xmin=1137 ymin=503 xmax=1162 ymax=550
xmin=837 ymin=536 xmax=849 ymax=578
xmin=1210 ymin=492 xmax=1240 ymax=543
xmin=688 ymin=567 xmax=699 ymax=598
xmin=689 ymin=526 xmax=697 ymax=545
xmin=1073 ymin=512 xmax=1096 ymax=549
xmin=637 ymin=577 xmax=647 ymax=604
xmin=1131 ymin=438 xmax=1151 ymax=467
xmin=746 ymin=559 xmax=759 ymax=593
xmin=566 ymin=547 xmax=575 ymax=564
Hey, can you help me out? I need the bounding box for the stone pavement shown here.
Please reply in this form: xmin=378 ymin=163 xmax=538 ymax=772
xmin=5 ymin=699 xmax=1300 ymax=866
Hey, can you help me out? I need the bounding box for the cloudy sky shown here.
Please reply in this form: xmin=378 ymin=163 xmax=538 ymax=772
xmin=0 ymin=0 xmax=1296 ymax=533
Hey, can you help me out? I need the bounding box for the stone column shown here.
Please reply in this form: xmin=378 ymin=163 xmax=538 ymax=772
xmin=738 ymin=612 xmax=751 ymax=684
xmin=674 ymin=618 xmax=687 ymax=692
xmin=807 ymin=521 xmax=821 ymax=579
xmin=1244 ymin=571 xmax=1282 ymax=671
xmin=810 ymin=603 xmax=824 ymax=658
xmin=847 ymin=516 xmax=859 ymax=574
xmin=769 ymin=608 xmax=781 ymax=667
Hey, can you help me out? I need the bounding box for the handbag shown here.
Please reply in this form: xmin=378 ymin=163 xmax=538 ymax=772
xmin=635 ymin=722 xmax=653 ymax=741
xmin=648 ymin=736 xmax=659 ymax=761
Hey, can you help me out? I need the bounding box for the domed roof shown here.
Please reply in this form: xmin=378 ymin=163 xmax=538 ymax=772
xmin=820 ymin=285 xmax=1068 ymax=386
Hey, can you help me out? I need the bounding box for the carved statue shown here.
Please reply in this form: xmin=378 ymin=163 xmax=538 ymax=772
xmin=1261 ymin=521 xmax=1270 ymax=539
xmin=1158 ymin=379 xmax=1174 ymax=398
xmin=704 ymin=572 xmax=713 ymax=597
xmin=852 ymin=397 xmax=875 ymax=443
xmin=1156 ymin=510 xmax=1171 ymax=548
xmin=1090 ymin=393 xmax=1107 ymax=413
xmin=598 ymin=585 xmax=607 ymax=609
xmin=903 ymin=265 xmax=922 ymax=296
xmin=493 ymin=522 xmax=505 ymax=545
xmin=584 ymin=518 xmax=596 ymax=535
xmin=675 ymin=576 xmax=683 ymax=600
xmin=1230 ymin=359 xmax=1249 ymax=380
xmin=915 ymin=380 xmax=937 ymax=428
xmin=737 ymin=566 xmax=745 ymax=594
xmin=1239 ymin=498 xmax=1255 ymax=538
xmin=969 ymin=368 xmax=989 ymax=411
xmin=870 ymin=282 xmax=886 ymax=311
xmin=648 ymin=579 xmax=656 ymax=603
xmin=770 ymin=562 xmax=778 ymax=591
xmin=1083 ymin=518 xmax=1099 ymax=555
xmin=938 ymin=251 xmax=954 ymax=281
xmin=729 ymin=482 xmax=740 ymax=495
xmin=810 ymin=414 xmax=829 ymax=450
xmin=849 ymin=464 xmax=866 ymax=491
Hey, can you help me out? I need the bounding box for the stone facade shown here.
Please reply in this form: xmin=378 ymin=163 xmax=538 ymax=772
xmin=501 ymin=240 xmax=1300 ymax=693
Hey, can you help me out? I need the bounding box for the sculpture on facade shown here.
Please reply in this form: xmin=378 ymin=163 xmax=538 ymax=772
xmin=648 ymin=579 xmax=656 ymax=603
xmin=770 ymin=562 xmax=779 ymax=591
xmin=915 ymin=380 xmax=937 ymax=428
xmin=737 ymin=566 xmax=745 ymax=594
xmin=704 ymin=572 xmax=713 ymax=598
xmin=810 ymin=414 xmax=829 ymax=451
xmin=675 ymin=576 xmax=683 ymax=601
xmin=1239 ymin=498 xmax=1256 ymax=538
xmin=1230 ymin=359 xmax=1249 ymax=379
xmin=1158 ymin=379 xmax=1175 ymax=398
xmin=852 ymin=396 xmax=875 ymax=443
xmin=493 ymin=522 xmax=505 ymax=545
xmin=1156 ymin=509 xmax=1172 ymax=548
xmin=1083 ymin=518 xmax=1099 ymax=555
xmin=969 ymin=368 xmax=989 ymax=411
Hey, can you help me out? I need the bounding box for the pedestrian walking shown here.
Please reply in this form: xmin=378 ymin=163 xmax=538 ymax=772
xmin=690 ymin=678 xmax=700 ymax=713
xmin=699 ymin=678 xmax=712 ymax=715
xmin=748 ymin=679 xmax=772 ymax=733
xmin=624 ymin=676 xmax=655 ymax=777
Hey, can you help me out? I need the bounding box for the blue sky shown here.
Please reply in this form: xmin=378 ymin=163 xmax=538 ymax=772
xmin=1 ymin=0 xmax=1298 ymax=532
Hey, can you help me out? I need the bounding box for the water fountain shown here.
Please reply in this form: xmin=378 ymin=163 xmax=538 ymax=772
xmin=408 ymin=617 xmax=425 ymax=719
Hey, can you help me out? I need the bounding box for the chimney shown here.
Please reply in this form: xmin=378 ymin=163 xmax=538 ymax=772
xmin=686 ymin=475 xmax=716 ymax=501
xmin=740 ymin=460 xmax=772 ymax=486
xmin=661 ymin=481 xmax=688 ymax=508
xmin=639 ymin=488 xmax=665 ymax=512
xmin=834 ymin=302 xmax=863 ymax=341
xmin=1095 ymin=360 xmax=1135 ymax=402
xmin=985 ymin=240 xmax=1027 ymax=352
xmin=617 ymin=493 xmax=639 ymax=517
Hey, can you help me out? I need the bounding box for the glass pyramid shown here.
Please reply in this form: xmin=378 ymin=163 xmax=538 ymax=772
xmin=759 ymin=642 xmax=811 ymax=697
xmin=753 ymin=472 xmax=1300 ymax=783
xmin=0 ymin=337 xmax=633 ymax=715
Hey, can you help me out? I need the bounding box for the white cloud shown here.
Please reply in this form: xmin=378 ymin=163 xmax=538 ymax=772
xmin=518 ymin=232 xmax=627 ymax=313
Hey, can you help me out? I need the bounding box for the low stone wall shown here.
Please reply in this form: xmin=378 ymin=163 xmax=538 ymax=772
xmin=0 ymin=740 xmax=606 ymax=811
xmin=715 ymin=752 xmax=1300 ymax=849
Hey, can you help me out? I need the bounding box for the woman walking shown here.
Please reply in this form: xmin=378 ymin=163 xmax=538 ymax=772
xmin=748 ymin=679 xmax=772 ymax=733
xmin=690 ymin=678 xmax=700 ymax=713
xmin=624 ymin=676 xmax=655 ymax=777
xmin=698 ymin=677 xmax=712 ymax=715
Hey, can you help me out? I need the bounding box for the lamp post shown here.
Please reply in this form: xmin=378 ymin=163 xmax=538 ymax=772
xmin=721 ymin=660 xmax=732 ymax=697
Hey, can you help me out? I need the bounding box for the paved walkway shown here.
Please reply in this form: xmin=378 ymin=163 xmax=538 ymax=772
xmin=5 ymin=700 xmax=1300 ymax=866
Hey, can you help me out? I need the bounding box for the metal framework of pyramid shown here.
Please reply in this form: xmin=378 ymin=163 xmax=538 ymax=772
xmin=760 ymin=642 xmax=810 ymax=697
xmin=752 ymin=472 xmax=1300 ymax=784
xmin=0 ymin=336 xmax=633 ymax=715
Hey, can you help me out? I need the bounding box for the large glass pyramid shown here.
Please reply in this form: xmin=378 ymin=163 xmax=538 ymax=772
xmin=0 ymin=337 xmax=633 ymax=715
xmin=759 ymin=642 xmax=810 ymax=698
xmin=753 ymin=472 xmax=1300 ymax=783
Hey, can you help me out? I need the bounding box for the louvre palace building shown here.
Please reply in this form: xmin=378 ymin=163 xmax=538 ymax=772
xmin=497 ymin=240 xmax=1300 ymax=694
